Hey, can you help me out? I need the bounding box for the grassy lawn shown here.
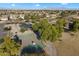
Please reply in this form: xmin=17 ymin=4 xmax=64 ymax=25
xmin=18 ymin=30 xmax=47 ymax=55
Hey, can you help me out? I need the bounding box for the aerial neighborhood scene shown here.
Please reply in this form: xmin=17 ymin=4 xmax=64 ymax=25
xmin=0 ymin=3 xmax=79 ymax=56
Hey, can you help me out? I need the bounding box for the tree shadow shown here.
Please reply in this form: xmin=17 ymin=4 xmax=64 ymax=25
xmin=0 ymin=38 xmax=4 ymax=44
xmin=20 ymin=45 xmax=46 ymax=56
xmin=12 ymin=35 xmax=22 ymax=45
xmin=33 ymin=31 xmax=40 ymax=40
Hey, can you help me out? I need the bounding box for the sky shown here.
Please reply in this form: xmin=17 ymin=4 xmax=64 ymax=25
xmin=0 ymin=3 xmax=79 ymax=9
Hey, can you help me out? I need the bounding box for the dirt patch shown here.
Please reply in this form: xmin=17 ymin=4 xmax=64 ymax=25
xmin=53 ymin=32 xmax=79 ymax=56
xmin=43 ymin=41 xmax=57 ymax=56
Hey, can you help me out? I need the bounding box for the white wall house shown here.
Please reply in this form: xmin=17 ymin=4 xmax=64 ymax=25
xmin=9 ymin=14 xmax=18 ymax=20
xmin=50 ymin=14 xmax=58 ymax=19
xmin=19 ymin=14 xmax=25 ymax=19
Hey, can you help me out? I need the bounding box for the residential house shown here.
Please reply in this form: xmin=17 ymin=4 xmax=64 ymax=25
xmin=0 ymin=15 xmax=8 ymax=21
xmin=19 ymin=14 xmax=25 ymax=19
xmin=9 ymin=14 xmax=19 ymax=20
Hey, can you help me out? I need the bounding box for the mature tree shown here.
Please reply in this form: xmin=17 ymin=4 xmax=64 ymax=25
xmin=72 ymin=19 xmax=79 ymax=31
xmin=32 ymin=23 xmax=39 ymax=31
xmin=56 ymin=19 xmax=66 ymax=34
xmin=0 ymin=36 xmax=21 ymax=56
xmin=40 ymin=24 xmax=59 ymax=41
xmin=32 ymin=19 xmax=59 ymax=41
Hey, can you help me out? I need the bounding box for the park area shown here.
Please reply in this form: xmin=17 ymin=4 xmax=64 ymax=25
xmin=1 ymin=22 xmax=79 ymax=56
xmin=0 ymin=10 xmax=79 ymax=56
xmin=0 ymin=23 xmax=57 ymax=56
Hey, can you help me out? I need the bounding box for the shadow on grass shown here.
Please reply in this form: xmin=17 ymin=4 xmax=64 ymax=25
xmin=33 ymin=31 xmax=40 ymax=40
xmin=0 ymin=38 xmax=4 ymax=44
xmin=20 ymin=44 xmax=47 ymax=56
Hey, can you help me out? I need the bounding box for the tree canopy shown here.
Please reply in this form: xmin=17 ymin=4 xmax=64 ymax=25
xmin=72 ymin=19 xmax=79 ymax=31
xmin=32 ymin=19 xmax=59 ymax=41
xmin=56 ymin=19 xmax=66 ymax=34
xmin=0 ymin=36 xmax=21 ymax=56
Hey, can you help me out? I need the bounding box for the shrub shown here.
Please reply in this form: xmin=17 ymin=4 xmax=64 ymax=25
xmin=21 ymin=44 xmax=47 ymax=56
xmin=20 ymin=28 xmax=26 ymax=33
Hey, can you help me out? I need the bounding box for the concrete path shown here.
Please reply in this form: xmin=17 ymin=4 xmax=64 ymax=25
xmin=43 ymin=41 xmax=57 ymax=56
